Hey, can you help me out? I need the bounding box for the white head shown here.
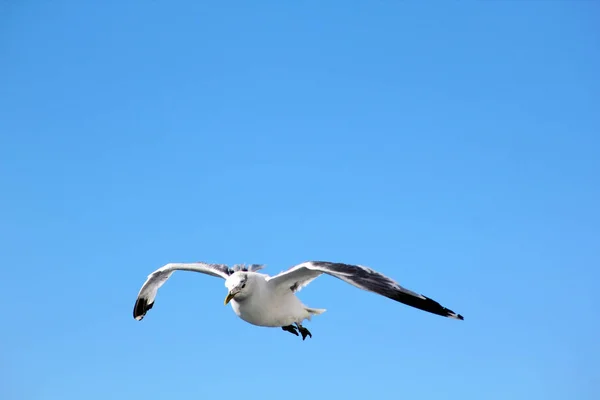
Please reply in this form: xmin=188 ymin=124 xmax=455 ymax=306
xmin=224 ymin=272 xmax=252 ymax=305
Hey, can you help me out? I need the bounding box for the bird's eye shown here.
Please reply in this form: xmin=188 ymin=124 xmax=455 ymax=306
xmin=242 ymin=283 xmax=246 ymax=288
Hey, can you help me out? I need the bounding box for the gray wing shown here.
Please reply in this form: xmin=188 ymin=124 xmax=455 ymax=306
xmin=266 ymin=261 xmax=464 ymax=320
xmin=133 ymin=262 xmax=232 ymax=321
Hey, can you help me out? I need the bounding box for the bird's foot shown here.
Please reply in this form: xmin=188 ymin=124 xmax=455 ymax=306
xmin=295 ymin=323 xmax=312 ymax=340
xmin=281 ymin=325 xmax=299 ymax=336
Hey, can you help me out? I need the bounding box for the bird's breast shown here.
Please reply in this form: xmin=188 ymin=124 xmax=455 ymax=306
xmin=230 ymin=291 xmax=301 ymax=327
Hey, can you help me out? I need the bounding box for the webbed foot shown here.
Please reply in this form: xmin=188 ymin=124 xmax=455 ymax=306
xmin=295 ymin=323 xmax=312 ymax=340
xmin=281 ymin=325 xmax=299 ymax=336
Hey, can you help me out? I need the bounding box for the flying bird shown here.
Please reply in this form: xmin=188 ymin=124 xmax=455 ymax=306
xmin=133 ymin=261 xmax=464 ymax=340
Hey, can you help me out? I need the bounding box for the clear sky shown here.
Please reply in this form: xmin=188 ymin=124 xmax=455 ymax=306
xmin=1 ymin=1 xmax=598 ymax=399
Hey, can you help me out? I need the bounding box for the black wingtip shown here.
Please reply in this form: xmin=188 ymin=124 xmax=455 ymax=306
xmin=393 ymin=292 xmax=464 ymax=321
xmin=443 ymin=305 xmax=464 ymax=321
xmin=435 ymin=301 xmax=464 ymax=321
xmin=133 ymin=297 xmax=154 ymax=321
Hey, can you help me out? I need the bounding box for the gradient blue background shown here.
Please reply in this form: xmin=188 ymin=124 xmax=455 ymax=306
xmin=1 ymin=1 xmax=598 ymax=399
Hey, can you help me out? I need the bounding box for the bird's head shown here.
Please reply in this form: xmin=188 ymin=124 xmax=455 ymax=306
xmin=224 ymin=272 xmax=251 ymax=305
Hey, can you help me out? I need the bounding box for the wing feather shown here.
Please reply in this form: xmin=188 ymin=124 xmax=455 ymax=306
xmin=267 ymin=261 xmax=464 ymax=320
xmin=133 ymin=262 xmax=231 ymax=321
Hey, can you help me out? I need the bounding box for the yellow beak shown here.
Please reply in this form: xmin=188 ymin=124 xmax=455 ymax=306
xmin=224 ymin=291 xmax=235 ymax=305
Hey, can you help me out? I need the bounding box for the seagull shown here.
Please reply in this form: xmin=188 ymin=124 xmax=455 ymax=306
xmin=133 ymin=261 xmax=464 ymax=340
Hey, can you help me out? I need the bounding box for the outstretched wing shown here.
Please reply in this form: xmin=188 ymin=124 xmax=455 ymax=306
xmin=266 ymin=261 xmax=464 ymax=320
xmin=133 ymin=262 xmax=232 ymax=321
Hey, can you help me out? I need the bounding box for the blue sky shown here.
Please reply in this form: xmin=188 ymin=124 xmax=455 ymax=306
xmin=1 ymin=1 xmax=599 ymax=399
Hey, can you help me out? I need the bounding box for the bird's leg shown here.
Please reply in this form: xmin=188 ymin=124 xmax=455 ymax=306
xmin=294 ymin=323 xmax=312 ymax=340
xmin=281 ymin=325 xmax=299 ymax=336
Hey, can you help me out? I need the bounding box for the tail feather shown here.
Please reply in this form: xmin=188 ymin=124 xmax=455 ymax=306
xmin=305 ymin=307 xmax=326 ymax=316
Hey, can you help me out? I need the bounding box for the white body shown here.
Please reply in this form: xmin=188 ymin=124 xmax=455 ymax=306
xmin=226 ymin=272 xmax=318 ymax=327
